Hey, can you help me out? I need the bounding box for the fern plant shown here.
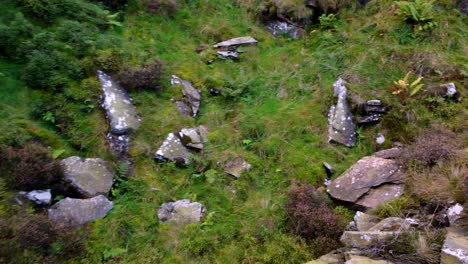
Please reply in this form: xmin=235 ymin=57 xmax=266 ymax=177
xmin=395 ymin=0 xmax=437 ymax=31
xmin=391 ymin=71 xmax=424 ymax=103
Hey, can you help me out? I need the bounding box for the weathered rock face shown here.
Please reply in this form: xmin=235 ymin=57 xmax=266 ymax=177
xmin=171 ymin=75 xmax=201 ymax=117
xmin=353 ymin=211 xmax=380 ymax=231
xmin=179 ymin=125 xmax=208 ymax=150
xmin=157 ymin=199 xmax=205 ymax=225
xmin=224 ymin=158 xmax=252 ymax=178
xmin=266 ymin=21 xmax=304 ymax=39
xmin=18 ymin=189 xmax=52 ymax=205
xmin=97 ymin=70 xmax=140 ymax=135
xmin=155 ymin=133 xmax=191 ymax=165
xmin=213 ymin=36 xmax=258 ymax=49
xmin=217 ymin=51 xmax=239 ymax=60
xmin=447 ymin=204 xmax=464 ymax=226
xmin=306 ymin=250 xmax=344 ymax=264
xmin=48 ymin=195 xmax=113 ymax=226
xmin=328 ymin=78 xmax=356 ymax=147
xmin=61 ymin=156 xmax=114 ymax=198
xmin=441 ymin=228 xmax=468 ymax=264
xmin=345 ymin=254 xmax=394 ymax=264
xmin=373 ymin=147 xmax=403 ymax=159
xmin=327 ymin=156 xmax=404 ymax=209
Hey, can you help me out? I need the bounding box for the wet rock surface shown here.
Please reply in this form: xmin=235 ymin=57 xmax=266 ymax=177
xmin=97 ymin=70 xmax=140 ymax=135
xmin=266 ymin=20 xmax=304 ymax=39
xmin=224 ymin=157 xmax=252 ymax=178
xmin=157 ymin=199 xmax=205 ymax=224
xmin=327 ymin=156 xmax=405 ymax=209
xmin=48 ymin=195 xmax=113 ymax=226
xmin=171 ymin=75 xmax=201 ymax=117
xmin=328 ymin=78 xmax=356 ymax=147
xmin=213 ymin=36 xmax=258 ymax=49
xmin=61 ymin=156 xmax=114 ymax=198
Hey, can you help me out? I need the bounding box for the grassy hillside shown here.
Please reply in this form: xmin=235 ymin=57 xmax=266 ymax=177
xmin=0 ymin=0 xmax=466 ymax=263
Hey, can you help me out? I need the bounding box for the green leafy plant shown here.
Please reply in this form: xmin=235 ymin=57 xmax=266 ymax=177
xmin=319 ymin=13 xmax=337 ymax=30
xmin=395 ymin=0 xmax=437 ymax=31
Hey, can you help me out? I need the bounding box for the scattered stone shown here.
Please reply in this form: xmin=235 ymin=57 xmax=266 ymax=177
xmin=323 ymin=162 xmax=335 ymax=178
xmin=97 ymin=70 xmax=140 ymax=135
xmin=353 ymin=211 xmax=380 ymax=231
xmin=358 ymin=114 xmax=382 ymax=126
xmin=368 ymin=217 xmax=413 ymax=232
xmin=179 ymin=125 xmax=208 ymax=150
xmin=213 ymin=36 xmax=258 ymax=49
xmin=266 ymin=20 xmax=304 ymax=39
xmin=224 ymin=158 xmax=252 ymax=178
xmin=376 ymin=133 xmax=385 ymax=145
xmin=155 ymin=133 xmax=191 ymax=166
xmin=373 ymin=147 xmax=403 ymax=159
xmin=175 ymin=100 xmax=192 ymax=116
xmin=447 ymin=203 xmax=464 ymax=226
xmin=157 ymin=199 xmax=205 ymax=224
xmin=48 ymin=195 xmax=113 ymax=226
xmin=328 ymin=78 xmax=356 ymax=147
xmin=217 ymin=51 xmax=239 ymax=60
xmin=441 ymin=228 xmax=468 ymax=264
xmin=306 ymin=250 xmax=345 ymax=264
xmin=327 ymin=156 xmax=405 ymax=209
xmin=61 ymin=156 xmax=114 ymax=198
xmin=171 ymin=75 xmax=201 ymax=117
xmin=426 ymin=82 xmax=460 ymax=101
xmin=18 ymin=189 xmax=52 ymax=206
xmin=358 ymin=100 xmax=388 ymax=126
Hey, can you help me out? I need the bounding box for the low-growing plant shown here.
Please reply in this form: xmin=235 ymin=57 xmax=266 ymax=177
xmin=319 ymin=13 xmax=337 ymax=30
xmin=391 ymin=70 xmax=424 ymax=103
xmin=395 ymin=0 xmax=438 ymax=31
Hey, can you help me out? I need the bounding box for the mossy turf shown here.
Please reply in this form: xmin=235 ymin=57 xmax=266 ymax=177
xmin=0 ymin=0 xmax=466 ymax=263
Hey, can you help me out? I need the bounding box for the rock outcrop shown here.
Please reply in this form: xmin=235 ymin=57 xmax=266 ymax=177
xmin=97 ymin=70 xmax=140 ymax=135
xmin=48 ymin=195 xmax=113 ymax=226
xmin=328 ymin=78 xmax=356 ymax=147
xmin=441 ymin=228 xmax=468 ymax=264
xmin=61 ymin=156 xmax=114 ymax=198
xmin=266 ymin=21 xmax=304 ymax=39
xmin=224 ymin=157 xmax=252 ymax=178
xmin=171 ymin=75 xmax=201 ymax=117
xmin=327 ymin=155 xmax=405 ymax=209
xmin=213 ymin=36 xmax=258 ymax=49
xmin=352 ymin=211 xmax=380 ymax=231
xmin=157 ymin=199 xmax=205 ymax=224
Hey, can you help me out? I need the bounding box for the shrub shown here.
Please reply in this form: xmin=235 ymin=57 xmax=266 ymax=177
xmin=56 ymin=20 xmax=97 ymax=57
xmin=15 ymin=214 xmax=57 ymax=250
xmin=0 ymin=143 xmax=62 ymax=191
xmin=116 ymin=60 xmax=164 ymax=91
xmin=83 ymin=48 xmax=124 ymax=75
xmin=285 ymin=185 xmax=345 ymax=254
xmin=399 ymin=126 xmax=459 ymax=167
xmin=395 ymin=0 xmax=437 ymax=31
xmin=98 ymin=0 xmax=128 ymax=10
xmin=0 ymin=13 xmax=34 ymax=58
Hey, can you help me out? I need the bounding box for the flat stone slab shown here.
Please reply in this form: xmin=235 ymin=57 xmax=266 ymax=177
xmin=48 ymin=195 xmax=113 ymax=226
xmin=155 ymin=133 xmax=191 ymax=165
xmin=62 ymin=156 xmax=114 ymax=198
xmin=441 ymin=228 xmax=468 ymax=264
xmin=98 ymin=70 xmax=140 ymax=135
xmin=158 ymin=199 xmax=205 ymax=225
xmin=224 ymin=158 xmax=252 ymax=178
xmin=213 ymin=36 xmax=258 ymax=49
xmin=327 ymin=156 xmax=404 ymax=209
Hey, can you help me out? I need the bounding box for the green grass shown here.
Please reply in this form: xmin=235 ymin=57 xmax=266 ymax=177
xmin=0 ymin=0 xmax=467 ymax=263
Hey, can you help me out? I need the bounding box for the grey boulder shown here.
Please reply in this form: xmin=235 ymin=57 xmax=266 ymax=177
xmin=327 ymin=156 xmax=405 ymax=209
xmin=213 ymin=36 xmax=258 ymax=49
xmin=61 ymin=156 xmax=114 ymax=198
xmin=328 ymin=78 xmax=356 ymax=147
xmin=155 ymin=133 xmax=191 ymax=165
xmin=179 ymin=125 xmax=208 ymax=150
xmin=48 ymin=195 xmax=113 ymax=226
xmin=224 ymin=157 xmax=252 ymax=178
xmin=97 ymin=70 xmax=140 ymax=135
xmin=441 ymin=228 xmax=468 ymax=264
xmin=18 ymin=189 xmax=52 ymax=206
xmin=171 ymin=75 xmax=201 ymax=117
xmin=158 ymin=199 xmax=205 ymax=225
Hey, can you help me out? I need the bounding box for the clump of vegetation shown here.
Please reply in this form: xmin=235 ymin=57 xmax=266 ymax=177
xmin=395 ymin=0 xmax=437 ymax=31
xmin=286 ymin=185 xmax=346 ymax=256
xmin=391 ymin=70 xmax=424 ymax=102
xmin=141 ymin=0 xmax=179 ymax=16
xmin=0 ymin=143 xmax=62 ymax=191
xmin=116 ymin=59 xmax=164 ymax=91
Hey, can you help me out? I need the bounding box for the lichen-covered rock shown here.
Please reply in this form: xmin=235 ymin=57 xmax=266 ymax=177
xmin=48 ymin=195 xmax=113 ymax=226
xmin=224 ymin=158 xmax=252 ymax=178
xmin=18 ymin=189 xmax=52 ymax=205
xmin=328 ymin=78 xmax=356 ymax=147
xmin=61 ymin=156 xmax=114 ymax=198
xmin=368 ymin=217 xmax=414 ymax=232
xmin=97 ymin=70 xmax=140 ymax=135
xmin=171 ymin=75 xmax=201 ymax=117
xmin=353 ymin=211 xmax=380 ymax=231
xmin=441 ymin=228 xmax=468 ymax=264
xmin=327 ymin=156 xmax=404 ymax=209
xmin=306 ymin=250 xmax=345 ymax=264
xmin=447 ymin=204 xmax=464 ymax=226
xmin=213 ymin=36 xmax=258 ymax=49
xmin=157 ymin=199 xmax=205 ymax=224
xmin=340 ymin=231 xmax=396 ymax=248
xmin=179 ymin=125 xmax=208 ymax=150
xmin=344 ymin=254 xmax=394 ymax=264
xmin=155 ymin=133 xmax=191 ymax=165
